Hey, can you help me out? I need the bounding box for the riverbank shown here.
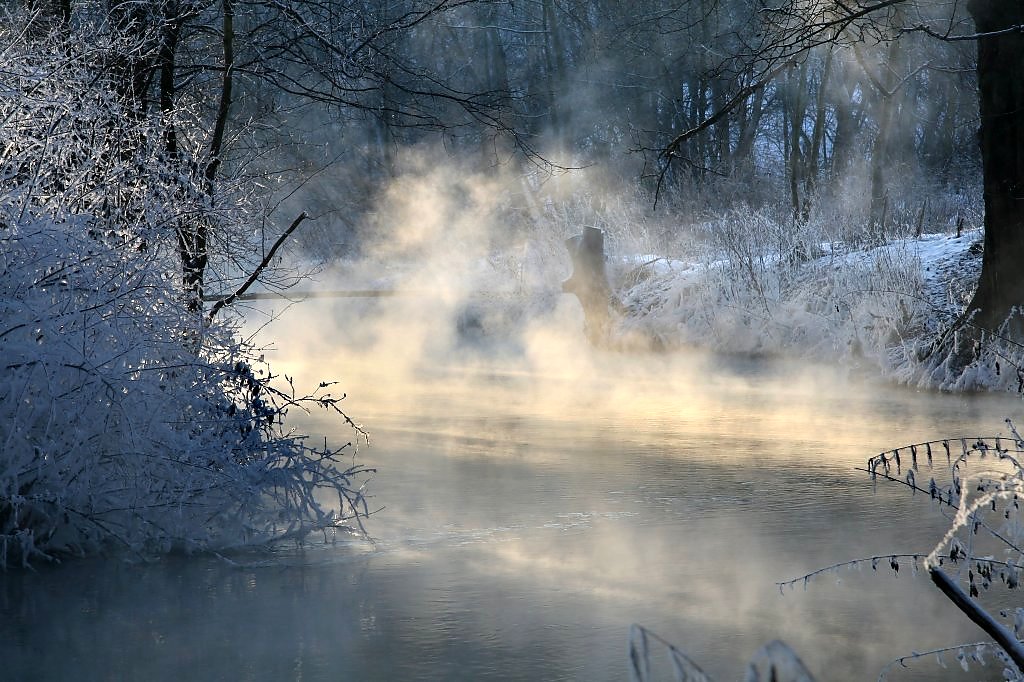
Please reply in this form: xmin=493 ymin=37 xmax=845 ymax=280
xmin=608 ymin=228 xmax=1006 ymax=391
xmin=270 ymin=218 xmax=1005 ymax=393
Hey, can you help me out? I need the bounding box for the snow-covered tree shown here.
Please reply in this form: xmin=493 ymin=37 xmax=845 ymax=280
xmin=0 ymin=5 xmax=371 ymax=567
xmin=649 ymin=0 xmax=1024 ymax=383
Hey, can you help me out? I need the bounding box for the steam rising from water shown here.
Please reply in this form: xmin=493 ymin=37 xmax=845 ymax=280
xmin=252 ymin=149 xmax=612 ymax=398
xmin=236 ymin=252 xmax=1006 ymax=681
xmin=247 ymin=149 xmax=949 ymax=446
xmin=3 ymin=156 xmax=1008 ymax=678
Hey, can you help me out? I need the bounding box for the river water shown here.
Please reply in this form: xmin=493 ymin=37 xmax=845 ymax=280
xmin=2 ymin=301 xmax=1021 ymax=681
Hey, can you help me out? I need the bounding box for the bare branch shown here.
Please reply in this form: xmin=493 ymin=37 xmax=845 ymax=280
xmin=661 ymin=59 xmax=796 ymax=160
xmin=929 ymin=567 xmax=1024 ymax=674
xmin=901 ymin=22 xmax=1024 ymax=42
xmin=207 ymin=211 xmax=308 ymax=322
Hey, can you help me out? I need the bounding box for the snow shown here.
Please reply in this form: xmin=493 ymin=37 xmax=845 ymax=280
xmin=298 ymin=219 xmax=1000 ymax=395
xmin=610 ymin=228 xmax=993 ymax=389
xmin=0 ymin=217 xmax=373 ymax=568
xmin=0 ymin=34 xmax=372 ymax=567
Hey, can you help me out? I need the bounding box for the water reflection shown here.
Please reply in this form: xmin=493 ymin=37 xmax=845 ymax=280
xmin=2 ymin=334 xmax=1019 ymax=680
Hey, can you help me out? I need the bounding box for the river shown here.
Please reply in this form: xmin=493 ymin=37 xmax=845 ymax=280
xmin=1 ymin=299 xmax=1019 ymax=681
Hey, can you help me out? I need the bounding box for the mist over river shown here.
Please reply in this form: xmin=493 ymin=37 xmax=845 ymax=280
xmin=2 ymin=297 xmax=1019 ymax=681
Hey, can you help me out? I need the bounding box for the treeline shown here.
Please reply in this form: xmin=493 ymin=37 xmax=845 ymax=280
xmin=288 ymin=0 xmax=981 ymax=246
xmin=17 ymin=1 xmax=980 ymax=253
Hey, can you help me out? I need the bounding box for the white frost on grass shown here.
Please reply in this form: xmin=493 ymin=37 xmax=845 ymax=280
xmin=612 ymin=226 xmax=987 ymax=388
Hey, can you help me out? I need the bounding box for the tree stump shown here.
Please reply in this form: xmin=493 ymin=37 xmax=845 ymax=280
xmin=562 ymin=227 xmax=621 ymax=344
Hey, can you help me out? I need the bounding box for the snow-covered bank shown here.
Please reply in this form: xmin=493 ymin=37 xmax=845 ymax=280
xmin=289 ymin=221 xmax=998 ymax=394
xmin=0 ymin=219 xmax=374 ymax=568
xmin=610 ymin=229 xmax=998 ymax=390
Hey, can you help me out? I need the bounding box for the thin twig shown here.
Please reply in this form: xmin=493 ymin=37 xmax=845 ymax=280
xmin=207 ymin=212 xmax=308 ymax=322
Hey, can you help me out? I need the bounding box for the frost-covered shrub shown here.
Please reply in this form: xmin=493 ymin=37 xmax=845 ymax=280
xmin=900 ymin=308 xmax=1024 ymax=393
xmin=0 ymin=220 xmax=369 ymax=567
xmin=615 ymin=208 xmax=937 ymax=363
xmin=803 ymin=423 xmax=1024 ymax=679
xmin=630 ymin=424 xmax=1024 ymax=680
xmin=0 ymin=9 xmax=370 ymax=567
xmin=861 ymin=424 xmax=1024 ymax=678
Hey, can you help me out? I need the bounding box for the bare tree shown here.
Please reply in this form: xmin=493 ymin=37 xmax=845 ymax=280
xmin=11 ymin=0 xmax=542 ymax=312
xmin=651 ymin=0 xmax=1022 ymax=380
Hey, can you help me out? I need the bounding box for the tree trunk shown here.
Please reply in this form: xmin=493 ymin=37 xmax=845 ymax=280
xmin=830 ymin=76 xmax=860 ymax=180
xmin=868 ymin=39 xmax=903 ymax=238
xmin=710 ymin=77 xmax=731 ymax=168
xmin=732 ymin=79 xmax=764 ymax=174
xmin=481 ymin=18 xmax=512 ymax=167
xmin=108 ymin=0 xmax=157 ymax=120
xmin=687 ymin=76 xmax=708 ymax=177
xmin=963 ymin=0 xmax=1024 ymax=335
xmin=804 ymin=48 xmax=833 ymax=206
xmin=562 ymin=227 xmax=620 ymax=345
xmin=541 ymin=0 xmax=567 ymax=146
xmin=784 ymin=61 xmax=809 ymax=223
xmin=919 ymin=0 xmax=1024 ymax=382
xmin=921 ymin=77 xmax=956 ymax=180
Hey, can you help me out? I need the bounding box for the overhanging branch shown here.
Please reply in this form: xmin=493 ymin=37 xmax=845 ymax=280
xmin=929 ymin=567 xmax=1024 ymax=674
xmin=207 ymin=212 xmax=308 ymax=323
xmin=660 ymin=60 xmax=796 ymax=160
xmin=652 ymin=59 xmax=795 ymax=207
xmin=902 ymin=22 xmax=1024 ymax=42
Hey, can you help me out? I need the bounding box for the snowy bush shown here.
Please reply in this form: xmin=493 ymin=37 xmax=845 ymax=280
xmin=614 ymin=207 xmax=937 ymax=363
xmin=0 ymin=220 xmax=370 ymax=567
xmin=0 ymin=8 xmax=370 ymax=567
xmin=787 ymin=423 xmax=1024 ymax=679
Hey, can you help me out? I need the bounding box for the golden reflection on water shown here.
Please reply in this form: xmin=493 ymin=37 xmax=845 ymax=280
xmin=267 ymin=296 xmax=1005 ymax=470
xmin=234 ymin=296 xmax=1024 ymax=678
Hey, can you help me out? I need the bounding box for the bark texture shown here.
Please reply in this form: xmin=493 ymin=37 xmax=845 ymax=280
xmin=964 ymin=0 xmax=1024 ymax=335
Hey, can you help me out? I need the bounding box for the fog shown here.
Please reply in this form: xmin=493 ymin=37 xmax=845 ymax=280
xmin=6 ymin=326 xmax=1015 ymax=679
xmin=4 ymin=1 xmax=1017 ymax=679
xmin=216 ymin=74 xmax=1006 ymax=670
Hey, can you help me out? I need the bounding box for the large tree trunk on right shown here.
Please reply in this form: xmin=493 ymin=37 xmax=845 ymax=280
xmin=964 ymin=0 xmax=1024 ymax=336
xmin=918 ymin=1 xmax=1024 ymax=384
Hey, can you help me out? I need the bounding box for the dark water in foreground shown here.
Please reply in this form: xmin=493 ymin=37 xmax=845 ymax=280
xmin=1 ymin=339 xmax=1020 ymax=680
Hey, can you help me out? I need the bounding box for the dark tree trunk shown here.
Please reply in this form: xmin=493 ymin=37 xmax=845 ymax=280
xmin=563 ymin=227 xmax=621 ymax=344
xmin=868 ymin=39 xmax=903 ymax=238
xmin=711 ymin=77 xmax=731 ymax=167
xmin=918 ymin=0 xmax=1024 ymax=382
xmin=108 ymin=0 xmax=158 ymax=120
xmin=963 ymin=0 xmax=1024 ymax=335
xmin=732 ymin=67 xmax=764 ymax=173
xmin=783 ymin=62 xmax=809 ymax=223
xmin=157 ymin=4 xmax=205 ymax=311
xmin=830 ymin=78 xmax=859 ymax=180
xmin=541 ymin=0 xmax=567 ymax=146
xmin=804 ymin=48 xmax=833 ymax=206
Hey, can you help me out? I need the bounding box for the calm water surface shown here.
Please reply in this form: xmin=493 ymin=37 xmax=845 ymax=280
xmin=2 ymin=316 xmax=1020 ymax=681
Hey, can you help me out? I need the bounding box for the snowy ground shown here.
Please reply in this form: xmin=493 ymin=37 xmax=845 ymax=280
xmin=609 ymin=229 xmax=989 ymax=388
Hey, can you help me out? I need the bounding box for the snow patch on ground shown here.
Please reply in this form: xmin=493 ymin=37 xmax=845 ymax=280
xmin=284 ymin=225 xmax=997 ymax=391
xmin=611 ymin=229 xmax=988 ymax=388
